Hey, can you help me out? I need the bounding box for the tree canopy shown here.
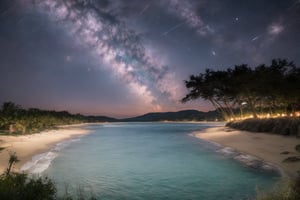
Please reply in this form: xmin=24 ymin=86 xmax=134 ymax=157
xmin=182 ymin=59 xmax=300 ymax=120
xmin=0 ymin=102 xmax=87 ymax=134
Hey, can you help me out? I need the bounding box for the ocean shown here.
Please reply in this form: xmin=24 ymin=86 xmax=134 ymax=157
xmin=23 ymin=122 xmax=279 ymax=199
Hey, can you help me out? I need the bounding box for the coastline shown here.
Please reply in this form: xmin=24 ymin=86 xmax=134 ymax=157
xmin=192 ymin=127 xmax=300 ymax=177
xmin=0 ymin=124 xmax=93 ymax=174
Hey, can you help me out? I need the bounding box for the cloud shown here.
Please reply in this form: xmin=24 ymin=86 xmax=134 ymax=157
xmin=33 ymin=0 xmax=182 ymax=111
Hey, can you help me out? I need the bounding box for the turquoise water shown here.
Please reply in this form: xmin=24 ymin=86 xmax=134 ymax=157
xmin=43 ymin=123 xmax=278 ymax=199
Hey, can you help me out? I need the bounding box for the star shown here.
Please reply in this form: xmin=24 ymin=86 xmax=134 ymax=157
xmin=65 ymin=55 xmax=72 ymax=62
xmin=251 ymin=36 xmax=259 ymax=41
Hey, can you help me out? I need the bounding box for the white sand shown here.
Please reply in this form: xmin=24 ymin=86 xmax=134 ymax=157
xmin=193 ymin=127 xmax=300 ymax=177
xmin=0 ymin=125 xmax=91 ymax=173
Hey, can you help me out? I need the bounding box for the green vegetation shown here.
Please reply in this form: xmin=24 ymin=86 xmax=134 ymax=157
xmin=0 ymin=102 xmax=86 ymax=134
xmin=254 ymin=176 xmax=300 ymax=200
xmin=226 ymin=118 xmax=300 ymax=136
xmin=182 ymin=59 xmax=300 ymax=121
xmin=0 ymin=152 xmax=56 ymax=200
xmin=0 ymin=153 xmax=96 ymax=200
xmin=296 ymin=144 xmax=300 ymax=153
xmin=0 ymin=102 xmax=117 ymax=134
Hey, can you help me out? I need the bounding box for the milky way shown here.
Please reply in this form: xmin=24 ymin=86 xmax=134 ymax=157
xmin=0 ymin=0 xmax=299 ymax=116
xmin=33 ymin=0 xmax=186 ymax=111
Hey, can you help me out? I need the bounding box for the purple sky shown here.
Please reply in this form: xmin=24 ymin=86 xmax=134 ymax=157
xmin=0 ymin=0 xmax=300 ymax=117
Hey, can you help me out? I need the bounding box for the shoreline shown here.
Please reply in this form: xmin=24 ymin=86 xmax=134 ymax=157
xmin=192 ymin=127 xmax=300 ymax=177
xmin=0 ymin=124 xmax=93 ymax=174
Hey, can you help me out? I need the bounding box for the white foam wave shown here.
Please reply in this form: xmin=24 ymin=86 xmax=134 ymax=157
xmin=212 ymin=145 xmax=279 ymax=173
xmin=21 ymin=136 xmax=83 ymax=174
xmin=234 ymin=154 xmax=263 ymax=168
xmin=217 ymin=147 xmax=238 ymax=156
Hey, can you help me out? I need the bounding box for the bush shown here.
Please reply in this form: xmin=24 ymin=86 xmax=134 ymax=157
xmin=0 ymin=153 xmax=97 ymax=200
xmin=295 ymin=144 xmax=300 ymax=153
xmin=227 ymin=117 xmax=300 ymax=136
xmin=0 ymin=173 xmax=56 ymax=200
xmin=254 ymin=175 xmax=300 ymax=200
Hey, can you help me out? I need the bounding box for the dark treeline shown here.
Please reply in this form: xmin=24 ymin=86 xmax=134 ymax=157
xmin=0 ymin=102 xmax=115 ymax=134
xmin=182 ymin=59 xmax=300 ymax=121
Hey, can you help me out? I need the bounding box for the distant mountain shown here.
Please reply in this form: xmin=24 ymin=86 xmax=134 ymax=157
xmin=122 ymin=110 xmax=222 ymax=122
xmin=85 ymin=115 xmax=118 ymax=122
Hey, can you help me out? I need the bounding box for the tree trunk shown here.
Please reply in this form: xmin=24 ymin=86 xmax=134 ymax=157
xmin=211 ymin=98 xmax=229 ymax=120
xmin=247 ymin=97 xmax=258 ymax=118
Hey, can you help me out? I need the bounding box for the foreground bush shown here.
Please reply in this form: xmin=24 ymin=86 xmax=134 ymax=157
xmin=255 ymin=175 xmax=300 ymax=200
xmin=0 ymin=153 xmax=96 ymax=200
xmin=0 ymin=173 xmax=56 ymax=200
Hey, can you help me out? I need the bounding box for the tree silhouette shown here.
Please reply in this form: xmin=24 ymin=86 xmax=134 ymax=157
xmin=182 ymin=59 xmax=300 ymax=120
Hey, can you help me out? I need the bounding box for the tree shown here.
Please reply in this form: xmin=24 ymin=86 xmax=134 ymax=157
xmin=182 ymin=59 xmax=300 ymax=120
xmin=5 ymin=152 xmax=19 ymax=176
xmin=0 ymin=153 xmax=56 ymax=200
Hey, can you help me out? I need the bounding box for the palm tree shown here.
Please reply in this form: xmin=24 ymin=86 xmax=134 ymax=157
xmin=5 ymin=152 xmax=20 ymax=176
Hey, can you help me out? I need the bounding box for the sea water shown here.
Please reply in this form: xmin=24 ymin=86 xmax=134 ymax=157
xmin=30 ymin=123 xmax=278 ymax=199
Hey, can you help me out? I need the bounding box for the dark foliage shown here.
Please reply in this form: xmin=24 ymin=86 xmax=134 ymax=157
xmin=226 ymin=117 xmax=300 ymax=136
xmin=255 ymin=175 xmax=300 ymax=200
xmin=0 ymin=153 xmax=97 ymax=200
xmin=0 ymin=173 xmax=56 ymax=200
xmin=182 ymin=59 xmax=300 ymax=120
xmin=0 ymin=102 xmax=116 ymax=134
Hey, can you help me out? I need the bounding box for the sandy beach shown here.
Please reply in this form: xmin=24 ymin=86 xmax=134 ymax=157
xmin=193 ymin=127 xmax=300 ymax=177
xmin=0 ymin=124 xmax=92 ymax=174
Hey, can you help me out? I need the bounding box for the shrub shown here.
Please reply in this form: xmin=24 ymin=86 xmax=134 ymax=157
xmin=0 ymin=173 xmax=56 ymax=200
xmin=295 ymin=144 xmax=300 ymax=153
xmin=254 ymin=175 xmax=300 ymax=200
xmin=227 ymin=117 xmax=300 ymax=136
xmin=0 ymin=153 xmax=97 ymax=200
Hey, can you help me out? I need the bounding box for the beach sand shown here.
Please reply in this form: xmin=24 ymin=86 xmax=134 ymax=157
xmin=193 ymin=127 xmax=300 ymax=177
xmin=0 ymin=125 xmax=91 ymax=174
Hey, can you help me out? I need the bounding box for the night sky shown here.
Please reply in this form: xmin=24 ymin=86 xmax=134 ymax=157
xmin=0 ymin=0 xmax=300 ymax=117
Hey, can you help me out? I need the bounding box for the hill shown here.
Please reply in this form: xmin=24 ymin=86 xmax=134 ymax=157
xmin=85 ymin=115 xmax=118 ymax=122
xmin=122 ymin=110 xmax=222 ymax=122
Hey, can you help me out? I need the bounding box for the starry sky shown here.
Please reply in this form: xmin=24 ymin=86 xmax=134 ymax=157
xmin=0 ymin=0 xmax=300 ymax=118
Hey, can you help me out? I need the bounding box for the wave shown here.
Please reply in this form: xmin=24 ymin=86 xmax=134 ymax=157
xmin=20 ymin=136 xmax=83 ymax=174
xmin=217 ymin=147 xmax=239 ymax=156
xmin=216 ymin=146 xmax=280 ymax=174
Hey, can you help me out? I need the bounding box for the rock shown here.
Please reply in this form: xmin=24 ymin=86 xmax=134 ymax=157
xmin=282 ymin=156 xmax=300 ymax=163
xmin=234 ymin=154 xmax=263 ymax=169
xmin=280 ymin=151 xmax=290 ymax=155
